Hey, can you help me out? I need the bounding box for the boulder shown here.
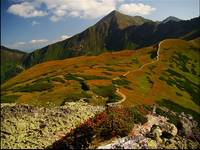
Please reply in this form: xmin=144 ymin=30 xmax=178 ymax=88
xmin=147 ymin=138 xmax=157 ymax=149
xmin=152 ymin=126 xmax=162 ymax=143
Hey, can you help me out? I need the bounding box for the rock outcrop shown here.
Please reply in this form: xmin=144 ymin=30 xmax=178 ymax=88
xmin=97 ymin=113 xmax=200 ymax=149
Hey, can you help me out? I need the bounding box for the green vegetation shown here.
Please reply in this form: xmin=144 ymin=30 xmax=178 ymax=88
xmin=131 ymin=57 xmax=139 ymax=64
xmin=80 ymin=80 xmax=90 ymax=91
xmin=14 ymin=81 xmax=54 ymax=92
xmin=64 ymin=73 xmax=81 ymax=81
xmin=102 ymin=71 xmax=112 ymax=76
xmin=98 ymin=107 xmax=136 ymax=139
xmin=127 ymin=107 xmax=148 ymax=124
xmin=160 ymin=68 xmax=200 ymax=106
xmin=138 ymin=74 xmax=153 ymax=94
xmin=1 ymin=95 xmax=20 ymax=103
xmin=112 ymin=78 xmax=131 ymax=86
xmin=1 ymin=46 xmax=26 ymax=84
xmin=64 ymin=73 xmax=109 ymax=81
xmin=93 ymin=84 xmax=121 ymax=103
xmin=60 ymin=92 xmax=92 ymax=105
xmin=52 ymin=77 xmax=65 ymax=83
xmin=171 ymin=52 xmax=190 ymax=72
xmin=157 ymin=99 xmax=200 ymax=126
xmin=77 ymin=74 xmax=109 ymax=80
xmin=148 ymin=50 xmax=157 ymax=59
xmin=32 ymin=77 xmax=51 ymax=83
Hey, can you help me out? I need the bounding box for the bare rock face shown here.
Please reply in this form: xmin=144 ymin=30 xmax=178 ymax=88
xmin=1 ymin=102 xmax=105 ymax=149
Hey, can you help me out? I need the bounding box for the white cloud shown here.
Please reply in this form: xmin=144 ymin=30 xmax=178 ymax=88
xmin=29 ymin=39 xmax=48 ymax=44
xmin=32 ymin=20 xmax=40 ymax=26
xmin=17 ymin=41 xmax=26 ymax=45
xmin=50 ymin=15 xmax=61 ymax=22
xmin=8 ymin=41 xmax=26 ymax=49
xmin=61 ymin=35 xmax=71 ymax=40
xmin=7 ymin=1 xmax=156 ymax=22
xmin=118 ymin=3 xmax=156 ymax=15
xmin=7 ymin=2 xmax=47 ymax=18
xmin=7 ymin=0 xmax=118 ymax=21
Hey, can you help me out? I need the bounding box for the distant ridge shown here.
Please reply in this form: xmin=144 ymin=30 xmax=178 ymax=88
xmin=1 ymin=46 xmax=26 ymax=83
xmin=9 ymin=10 xmax=198 ymax=69
xmin=162 ymin=16 xmax=182 ymax=23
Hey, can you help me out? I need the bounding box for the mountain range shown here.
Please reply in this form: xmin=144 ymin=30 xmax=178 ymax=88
xmin=1 ymin=10 xmax=200 ymax=83
xmin=22 ymin=10 xmax=200 ymax=67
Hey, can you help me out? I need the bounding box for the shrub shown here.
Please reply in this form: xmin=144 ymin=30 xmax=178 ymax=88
xmin=127 ymin=107 xmax=148 ymax=124
xmin=157 ymin=99 xmax=200 ymax=127
xmin=1 ymin=95 xmax=20 ymax=103
xmin=14 ymin=81 xmax=54 ymax=92
xmin=93 ymin=84 xmax=121 ymax=103
xmin=112 ymin=78 xmax=131 ymax=86
xmin=64 ymin=73 xmax=109 ymax=81
xmin=52 ymin=77 xmax=65 ymax=83
xmin=96 ymin=106 xmax=135 ymax=139
xmin=131 ymin=57 xmax=139 ymax=64
xmin=60 ymin=92 xmax=92 ymax=105
xmin=32 ymin=77 xmax=51 ymax=83
xmin=148 ymin=50 xmax=157 ymax=59
xmin=76 ymin=74 xmax=109 ymax=80
xmin=79 ymin=80 xmax=90 ymax=91
xmin=64 ymin=73 xmax=81 ymax=81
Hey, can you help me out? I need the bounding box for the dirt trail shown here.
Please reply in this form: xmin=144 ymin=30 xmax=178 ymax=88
xmin=108 ymin=41 xmax=163 ymax=106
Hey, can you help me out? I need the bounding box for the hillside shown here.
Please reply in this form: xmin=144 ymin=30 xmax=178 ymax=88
xmin=22 ymin=11 xmax=200 ymax=68
xmin=0 ymin=46 xmax=27 ymax=83
xmin=2 ymin=38 xmax=200 ymax=114
xmin=1 ymin=38 xmax=200 ymax=149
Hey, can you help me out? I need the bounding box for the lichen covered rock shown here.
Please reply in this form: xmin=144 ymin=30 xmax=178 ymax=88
xmin=1 ymin=102 xmax=105 ymax=149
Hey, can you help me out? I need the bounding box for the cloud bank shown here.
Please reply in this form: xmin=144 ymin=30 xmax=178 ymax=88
xmin=7 ymin=0 xmax=156 ymax=22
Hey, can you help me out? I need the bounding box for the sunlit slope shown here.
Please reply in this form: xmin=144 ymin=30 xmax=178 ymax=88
xmin=1 ymin=39 xmax=200 ymax=113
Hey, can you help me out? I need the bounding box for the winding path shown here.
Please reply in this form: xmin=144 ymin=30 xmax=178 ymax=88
xmin=108 ymin=41 xmax=163 ymax=106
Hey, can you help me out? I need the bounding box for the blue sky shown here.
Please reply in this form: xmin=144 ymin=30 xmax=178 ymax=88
xmin=1 ymin=0 xmax=199 ymax=52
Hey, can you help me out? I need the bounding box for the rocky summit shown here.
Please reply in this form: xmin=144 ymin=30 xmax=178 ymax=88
xmin=0 ymin=102 xmax=105 ymax=149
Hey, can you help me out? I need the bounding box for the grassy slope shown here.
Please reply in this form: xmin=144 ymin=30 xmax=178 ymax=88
xmin=1 ymin=39 xmax=200 ymax=114
xmin=1 ymin=46 xmax=26 ymax=83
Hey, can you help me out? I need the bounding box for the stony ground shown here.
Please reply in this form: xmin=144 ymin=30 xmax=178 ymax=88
xmin=1 ymin=101 xmax=105 ymax=149
xmin=97 ymin=113 xmax=200 ymax=149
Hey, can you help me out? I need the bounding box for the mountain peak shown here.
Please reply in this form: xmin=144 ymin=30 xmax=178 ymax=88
xmin=96 ymin=10 xmax=150 ymax=29
xmin=162 ymin=16 xmax=182 ymax=23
